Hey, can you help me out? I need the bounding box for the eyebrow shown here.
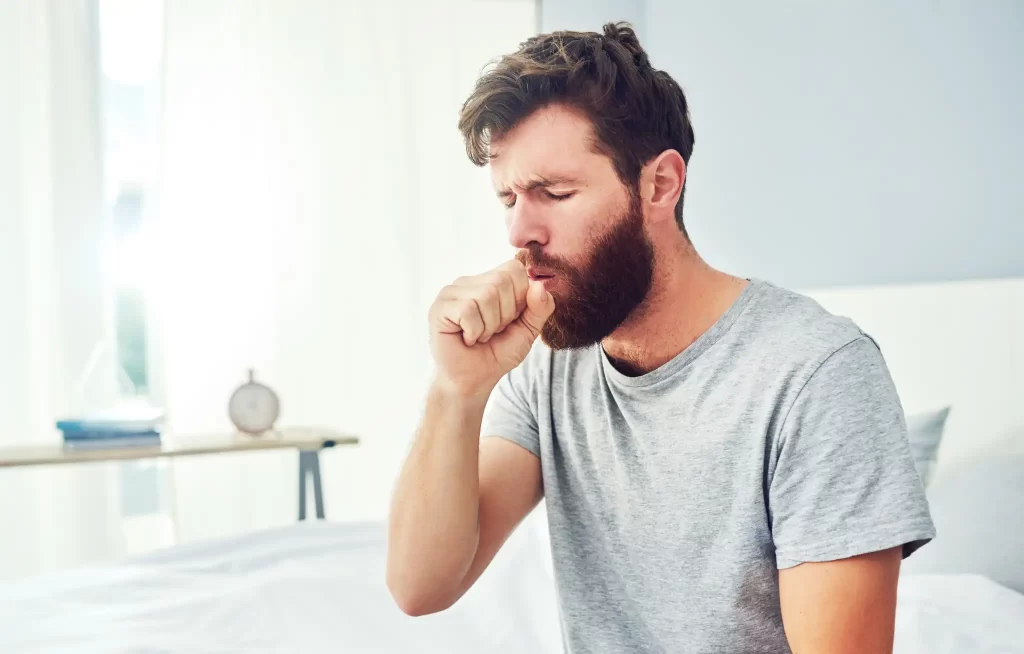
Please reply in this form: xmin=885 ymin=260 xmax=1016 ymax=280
xmin=495 ymin=175 xmax=581 ymax=197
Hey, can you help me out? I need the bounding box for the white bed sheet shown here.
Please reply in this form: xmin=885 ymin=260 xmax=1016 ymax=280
xmin=1 ymin=521 xmax=1022 ymax=653
xmin=0 ymin=521 xmax=563 ymax=654
xmin=894 ymin=573 xmax=1024 ymax=654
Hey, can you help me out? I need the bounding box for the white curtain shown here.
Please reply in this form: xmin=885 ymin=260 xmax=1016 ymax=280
xmin=156 ymin=0 xmax=537 ymax=542
xmin=0 ymin=0 xmax=124 ymax=579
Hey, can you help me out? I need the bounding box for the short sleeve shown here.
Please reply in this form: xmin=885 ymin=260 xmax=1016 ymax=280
xmin=769 ymin=336 xmax=936 ymax=569
xmin=480 ymin=345 xmax=543 ymax=458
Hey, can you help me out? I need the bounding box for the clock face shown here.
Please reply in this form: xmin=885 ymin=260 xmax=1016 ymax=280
xmin=228 ymin=382 xmax=280 ymax=434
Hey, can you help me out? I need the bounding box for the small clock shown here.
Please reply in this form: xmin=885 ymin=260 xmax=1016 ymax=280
xmin=228 ymin=369 xmax=280 ymax=435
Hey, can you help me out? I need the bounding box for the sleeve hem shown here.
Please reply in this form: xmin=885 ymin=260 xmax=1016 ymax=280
xmin=481 ymin=432 xmax=541 ymax=458
xmin=775 ymin=518 xmax=936 ymax=570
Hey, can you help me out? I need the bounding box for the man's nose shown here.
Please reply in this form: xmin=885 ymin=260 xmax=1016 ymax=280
xmin=506 ymin=198 xmax=549 ymax=249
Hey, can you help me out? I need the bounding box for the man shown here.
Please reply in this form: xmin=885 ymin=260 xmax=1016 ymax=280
xmin=387 ymin=22 xmax=934 ymax=653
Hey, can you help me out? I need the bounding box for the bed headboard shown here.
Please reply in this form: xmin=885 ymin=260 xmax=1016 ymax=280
xmin=800 ymin=276 xmax=1024 ymax=482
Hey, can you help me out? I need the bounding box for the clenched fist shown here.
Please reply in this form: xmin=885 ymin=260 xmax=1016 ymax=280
xmin=429 ymin=259 xmax=555 ymax=397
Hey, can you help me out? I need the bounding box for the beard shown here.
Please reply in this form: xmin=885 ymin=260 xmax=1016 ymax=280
xmin=516 ymin=191 xmax=654 ymax=350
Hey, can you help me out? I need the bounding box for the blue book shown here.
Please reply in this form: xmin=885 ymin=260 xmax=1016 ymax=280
xmin=63 ymin=433 xmax=162 ymax=449
xmin=57 ymin=407 xmax=164 ymax=435
xmin=62 ymin=429 xmax=161 ymax=441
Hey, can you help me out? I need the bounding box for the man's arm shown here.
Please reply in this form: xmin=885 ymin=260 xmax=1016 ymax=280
xmin=386 ymin=382 xmax=541 ymax=616
xmin=387 ymin=260 xmax=553 ymax=616
xmin=769 ymin=337 xmax=934 ymax=652
xmin=779 ymin=546 xmax=902 ymax=653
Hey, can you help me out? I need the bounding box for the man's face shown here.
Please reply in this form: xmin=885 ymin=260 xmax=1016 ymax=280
xmin=490 ymin=104 xmax=654 ymax=349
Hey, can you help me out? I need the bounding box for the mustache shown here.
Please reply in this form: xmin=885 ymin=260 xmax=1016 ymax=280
xmin=515 ymin=246 xmax=577 ymax=277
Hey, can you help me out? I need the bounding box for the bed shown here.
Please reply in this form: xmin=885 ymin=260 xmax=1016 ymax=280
xmin=3 ymin=277 xmax=1022 ymax=652
xmin=0 ymin=518 xmax=563 ymax=654
xmin=0 ymin=512 xmax=1022 ymax=653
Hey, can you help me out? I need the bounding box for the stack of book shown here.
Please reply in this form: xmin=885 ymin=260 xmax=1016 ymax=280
xmin=57 ymin=407 xmax=164 ymax=449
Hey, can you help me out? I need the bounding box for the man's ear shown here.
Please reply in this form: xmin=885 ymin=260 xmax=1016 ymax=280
xmin=642 ymin=150 xmax=685 ymax=225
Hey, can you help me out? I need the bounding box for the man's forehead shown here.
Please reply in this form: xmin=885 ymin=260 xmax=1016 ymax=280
xmin=489 ymin=105 xmax=595 ymax=159
xmin=489 ymin=106 xmax=603 ymax=187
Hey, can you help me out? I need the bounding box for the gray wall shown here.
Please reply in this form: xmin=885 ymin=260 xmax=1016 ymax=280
xmin=541 ymin=1 xmax=1024 ymax=289
xmin=539 ymin=0 xmax=645 ymax=35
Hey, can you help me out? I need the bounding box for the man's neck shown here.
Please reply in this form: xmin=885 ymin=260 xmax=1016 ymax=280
xmin=601 ymin=241 xmax=748 ymax=377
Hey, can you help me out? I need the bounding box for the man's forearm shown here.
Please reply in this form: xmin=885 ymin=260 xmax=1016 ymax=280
xmin=385 ymin=381 xmax=489 ymax=614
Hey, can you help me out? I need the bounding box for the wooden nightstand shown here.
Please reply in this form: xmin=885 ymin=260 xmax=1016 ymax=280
xmin=0 ymin=428 xmax=359 ymax=520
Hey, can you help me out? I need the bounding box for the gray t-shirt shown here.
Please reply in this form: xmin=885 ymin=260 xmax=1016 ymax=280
xmin=481 ymin=279 xmax=935 ymax=653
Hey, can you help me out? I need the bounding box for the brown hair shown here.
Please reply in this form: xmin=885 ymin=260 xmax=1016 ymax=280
xmin=458 ymin=22 xmax=695 ymax=235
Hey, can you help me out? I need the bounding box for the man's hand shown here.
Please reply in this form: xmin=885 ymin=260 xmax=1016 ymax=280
xmin=428 ymin=258 xmax=555 ymax=397
xmin=387 ymin=259 xmax=551 ymax=616
xmin=779 ymin=546 xmax=902 ymax=653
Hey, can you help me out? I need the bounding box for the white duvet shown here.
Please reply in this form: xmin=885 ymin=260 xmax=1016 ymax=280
xmin=894 ymin=573 xmax=1024 ymax=654
xmin=0 ymin=521 xmax=563 ymax=654
xmin=0 ymin=521 xmax=1021 ymax=653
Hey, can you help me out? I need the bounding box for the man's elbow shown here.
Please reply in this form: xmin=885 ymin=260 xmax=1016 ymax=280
xmin=385 ymin=568 xmax=458 ymax=617
xmin=389 ymin=589 xmax=452 ymax=618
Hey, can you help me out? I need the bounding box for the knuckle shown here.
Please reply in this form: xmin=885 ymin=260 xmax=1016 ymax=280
xmin=479 ymin=284 xmax=500 ymax=307
xmin=428 ymin=295 xmax=447 ymax=318
xmin=458 ymin=298 xmax=477 ymax=317
xmin=483 ymin=271 xmax=502 ymax=288
xmin=497 ymin=271 xmax=516 ymax=293
xmin=436 ymin=284 xmax=458 ymax=301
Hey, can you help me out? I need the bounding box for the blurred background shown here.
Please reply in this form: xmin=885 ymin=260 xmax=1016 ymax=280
xmin=1 ymin=0 xmax=1021 ymax=584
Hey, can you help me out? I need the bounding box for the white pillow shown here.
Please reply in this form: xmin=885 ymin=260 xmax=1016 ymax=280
xmin=906 ymin=406 xmax=950 ymax=486
xmin=901 ymin=453 xmax=1024 ymax=594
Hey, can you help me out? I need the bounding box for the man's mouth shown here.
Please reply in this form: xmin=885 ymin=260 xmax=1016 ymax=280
xmin=527 ymin=267 xmax=556 ymax=282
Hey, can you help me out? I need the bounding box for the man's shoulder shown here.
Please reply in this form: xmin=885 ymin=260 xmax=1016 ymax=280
xmin=740 ymin=279 xmax=872 ymax=368
xmin=716 ymin=280 xmax=889 ymax=401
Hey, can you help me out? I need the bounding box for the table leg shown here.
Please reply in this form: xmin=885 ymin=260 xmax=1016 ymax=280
xmin=310 ymin=451 xmax=325 ymax=520
xmin=298 ymin=450 xmax=325 ymax=521
xmin=298 ymin=451 xmax=308 ymax=521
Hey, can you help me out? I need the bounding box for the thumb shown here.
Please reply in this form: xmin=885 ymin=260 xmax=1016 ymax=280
xmin=489 ymin=281 xmax=555 ymax=366
xmin=518 ymin=280 xmax=555 ymax=338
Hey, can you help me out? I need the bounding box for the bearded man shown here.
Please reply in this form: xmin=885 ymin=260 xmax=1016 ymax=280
xmin=387 ymin=22 xmax=934 ymax=654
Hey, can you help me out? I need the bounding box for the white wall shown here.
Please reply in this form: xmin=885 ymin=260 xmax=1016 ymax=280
xmin=539 ymin=0 xmax=644 ymax=33
xmin=804 ymin=277 xmax=1024 ymax=480
xmin=542 ymin=0 xmax=1024 ymax=289
xmin=646 ymin=1 xmax=1024 ymax=288
xmin=155 ymin=0 xmax=538 ymax=547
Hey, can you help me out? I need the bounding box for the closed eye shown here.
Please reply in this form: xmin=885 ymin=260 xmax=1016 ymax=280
xmin=497 ymin=189 xmax=575 ymax=208
xmin=544 ymin=190 xmax=575 ymax=201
